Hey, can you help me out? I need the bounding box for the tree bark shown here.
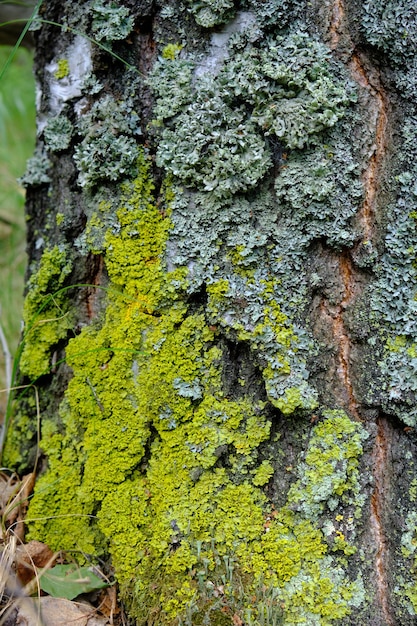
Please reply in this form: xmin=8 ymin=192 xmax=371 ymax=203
xmin=4 ymin=0 xmax=417 ymax=624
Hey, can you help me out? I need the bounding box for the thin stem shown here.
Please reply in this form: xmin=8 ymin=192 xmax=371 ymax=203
xmin=0 ymin=316 xmax=11 ymax=396
xmin=0 ymin=0 xmax=41 ymax=82
xmin=38 ymin=19 xmax=141 ymax=74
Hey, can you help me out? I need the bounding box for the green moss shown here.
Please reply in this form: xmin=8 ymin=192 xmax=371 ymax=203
xmin=25 ymin=151 xmax=364 ymax=624
xmin=19 ymin=246 xmax=73 ymax=380
xmin=54 ymin=59 xmax=69 ymax=79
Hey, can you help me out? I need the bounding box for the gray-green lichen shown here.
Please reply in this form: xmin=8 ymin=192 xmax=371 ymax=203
xmin=151 ymin=32 xmax=354 ymax=198
xmin=367 ymin=121 xmax=417 ymax=425
xmin=20 ymin=145 xmax=51 ymax=187
xmin=361 ymin=0 xmax=416 ymax=66
xmin=43 ymin=114 xmax=73 ymax=152
xmin=91 ymin=0 xmax=134 ymax=43
xmin=188 ymin=0 xmax=235 ymax=28
xmin=361 ymin=1 xmax=417 ymax=102
xmin=74 ymin=92 xmax=141 ymax=188
xmin=287 ymin=411 xmax=368 ymax=522
xmin=18 ymin=0 xmax=417 ymax=623
xmin=147 ymin=24 xmax=361 ymax=413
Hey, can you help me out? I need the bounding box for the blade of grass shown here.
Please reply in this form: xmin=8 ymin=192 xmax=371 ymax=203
xmin=38 ymin=18 xmax=141 ymax=73
xmin=0 ymin=0 xmax=41 ymax=82
xmin=0 ymin=316 xmax=11 ymax=395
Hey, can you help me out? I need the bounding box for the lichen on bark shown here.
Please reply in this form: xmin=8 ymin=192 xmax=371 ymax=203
xmin=7 ymin=0 xmax=417 ymax=624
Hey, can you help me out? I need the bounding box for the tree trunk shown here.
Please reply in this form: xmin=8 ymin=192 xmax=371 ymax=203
xmin=4 ymin=0 xmax=417 ymax=624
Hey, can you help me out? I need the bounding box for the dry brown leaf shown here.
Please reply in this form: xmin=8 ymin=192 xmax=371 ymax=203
xmin=97 ymin=586 xmax=120 ymax=623
xmin=0 ymin=473 xmax=20 ymax=520
xmin=16 ymin=540 xmax=56 ymax=586
xmin=16 ymin=596 xmax=110 ymax=626
xmin=0 ymin=471 xmax=35 ymax=541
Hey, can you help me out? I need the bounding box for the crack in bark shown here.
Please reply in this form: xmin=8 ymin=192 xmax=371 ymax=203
xmin=332 ymin=253 xmax=361 ymax=421
xmin=327 ymin=1 xmax=393 ymax=622
xmin=316 ymin=268 xmax=360 ymax=420
xmin=329 ymin=0 xmax=345 ymax=50
xmin=349 ymin=54 xmax=389 ymax=243
xmin=370 ymin=417 xmax=394 ymax=626
xmin=347 ymin=45 xmax=392 ymax=626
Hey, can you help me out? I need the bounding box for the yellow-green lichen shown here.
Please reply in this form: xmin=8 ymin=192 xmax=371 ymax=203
xmin=206 ymin=275 xmax=318 ymax=413
xmin=162 ymin=43 xmax=183 ymax=60
xmin=55 ymin=212 xmax=65 ymax=226
xmin=410 ymin=478 xmax=417 ymax=502
xmin=54 ymin=59 xmax=70 ymax=79
xmin=27 ymin=152 xmax=361 ymax=625
xmin=2 ymin=410 xmax=34 ymax=468
xmin=19 ymin=246 xmax=73 ymax=380
xmin=401 ymin=511 xmax=417 ymax=612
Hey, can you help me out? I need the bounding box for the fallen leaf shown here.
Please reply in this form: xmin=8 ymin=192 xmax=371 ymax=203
xmin=98 ymin=586 xmax=120 ymax=620
xmin=39 ymin=564 xmax=108 ymax=600
xmin=16 ymin=596 xmax=109 ymax=625
xmin=16 ymin=540 xmax=56 ymax=586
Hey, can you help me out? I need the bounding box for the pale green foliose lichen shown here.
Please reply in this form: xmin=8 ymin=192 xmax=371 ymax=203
xmin=20 ymin=145 xmax=51 ymax=187
xmin=361 ymin=0 xmax=416 ymax=66
xmin=26 ymin=152 xmax=363 ymax=625
xmin=74 ymin=94 xmax=141 ymax=188
xmin=91 ymin=0 xmax=134 ymax=42
xmin=150 ymin=32 xmax=353 ymax=199
xmin=43 ymin=114 xmax=73 ymax=152
xmin=188 ymin=0 xmax=235 ymax=28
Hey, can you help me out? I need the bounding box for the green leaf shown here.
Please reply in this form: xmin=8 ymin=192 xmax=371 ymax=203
xmin=39 ymin=564 xmax=108 ymax=600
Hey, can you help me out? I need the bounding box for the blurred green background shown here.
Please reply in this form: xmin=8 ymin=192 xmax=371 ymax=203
xmin=0 ymin=45 xmax=35 ymax=397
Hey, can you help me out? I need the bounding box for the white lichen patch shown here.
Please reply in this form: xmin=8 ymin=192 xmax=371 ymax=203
xmin=46 ymin=36 xmax=92 ymax=115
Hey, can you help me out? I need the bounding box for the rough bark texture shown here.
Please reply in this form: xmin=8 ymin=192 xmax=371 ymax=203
xmin=4 ymin=0 xmax=417 ymax=624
